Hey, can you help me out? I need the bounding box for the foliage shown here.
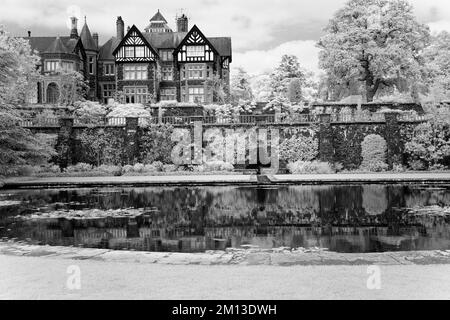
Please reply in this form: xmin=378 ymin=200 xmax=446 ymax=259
xmin=231 ymin=67 xmax=253 ymax=103
xmin=287 ymin=161 xmax=335 ymax=174
xmin=138 ymin=125 xmax=175 ymax=164
xmin=204 ymin=161 xmax=234 ymax=172
xmin=318 ymin=0 xmax=430 ymax=102
xmin=288 ymin=78 xmax=303 ymax=104
xmin=405 ymin=107 xmax=450 ymax=170
xmin=360 ymin=134 xmax=388 ymax=172
xmin=422 ymin=31 xmax=450 ymax=103
xmin=77 ymin=128 xmax=125 ymax=166
xmin=73 ymin=100 xmax=108 ymax=124
xmin=280 ymin=132 xmax=319 ymax=163
xmin=205 ymin=74 xmax=229 ymax=104
xmin=107 ymin=103 xmax=151 ymax=118
xmin=58 ymin=71 xmax=89 ymax=106
xmin=270 ymin=55 xmax=307 ymax=98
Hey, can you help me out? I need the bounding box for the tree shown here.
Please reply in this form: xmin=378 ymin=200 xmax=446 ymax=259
xmin=318 ymin=0 xmax=430 ymax=102
xmin=231 ymin=67 xmax=253 ymax=103
xmin=0 ymin=26 xmax=53 ymax=175
xmin=270 ymin=55 xmax=306 ymax=98
xmin=58 ymin=71 xmax=89 ymax=106
xmin=206 ymin=74 xmax=229 ymax=104
xmin=422 ymin=31 xmax=450 ymax=102
xmin=288 ymin=78 xmax=303 ymax=103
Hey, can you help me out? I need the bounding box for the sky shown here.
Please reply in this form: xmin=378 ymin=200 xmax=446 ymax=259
xmin=1 ymin=0 xmax=450 ymax=77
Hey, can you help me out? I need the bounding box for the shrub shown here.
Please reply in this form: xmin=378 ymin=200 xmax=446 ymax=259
xmin=280 ymin=133 xmax=319 ymax=163
xmin=143 ymin=164 xmax=158 ymax=173
xmin=65 ymin=163 xmax=93 ymax=173
xmin=97 ymin=165 xmax=122 ymax=176
xmin=133 ymin=163 xmax=145 ymax=173
xmin=107 ymin=103 xmax=151 ymax=118
xmin=122 ymin=165 xmax=134 ymax=174
xmin=287 ymin=161 xmax=335 ymax=174
xmin=152 ymin=161 xmax=164 ymax=172
xmin=139 ymin=125 xmax=175 ymax=164
xmin=204 ymin=161 xmax=234 ymax=172
xmin=360 ymin=135 xmax=388 ymax=172
xmin=163 ymin=164 xmax=177 ymax=172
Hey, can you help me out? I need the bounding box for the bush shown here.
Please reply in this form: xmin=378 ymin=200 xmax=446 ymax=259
xmin=280 ymin=133 xmax=318 ymax=163
xmin=65 ymin=163 xmax=93 ymax=173
xmin=287 ymin=161 xmax=335 ymax=174
xmin=139 ymin=125 xmax=175 ymax=164
xmin=204 ymin=161 xmax=234 ymax=172
xmin=360 ymin=135 xmax=388 ymax=172
xmin=107 ymin=103 xmax=151 ymax=118
xmin=122 ymin=165 xmax=134 ymax=174
xmin=133 ymin=163 xmax=145 ymax=173
xmin=143 ymin=164 xmax=158 ymax=173
xmin=97 ymin=165 xmax=122 ymax=176
xmin=163 ymin=164 xmax=177 ymax=172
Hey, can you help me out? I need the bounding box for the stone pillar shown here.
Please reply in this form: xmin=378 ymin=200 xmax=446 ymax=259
xmin=384 ymin=112 xmax=401 ymax=169
xmin=56 ymin=117 xmax=74 ymax=170
xmin=318 ymin=114 xmax=334 ymax=163
xmin=125 ymin=117 xmax=139 ymax=165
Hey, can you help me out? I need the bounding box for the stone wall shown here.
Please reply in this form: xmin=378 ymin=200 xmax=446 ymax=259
xmin=38 ymin=114 xmax=420 ymax=171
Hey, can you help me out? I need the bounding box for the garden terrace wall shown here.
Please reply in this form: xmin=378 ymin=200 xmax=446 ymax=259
xmin=310 ymin=102 xmax=425 ymax=114
xmin=42 ymin=114 xmax=422 ymax=171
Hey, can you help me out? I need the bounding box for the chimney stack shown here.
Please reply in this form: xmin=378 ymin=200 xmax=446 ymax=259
xmin=70 ymin=16 xmax=78 ymax=38
xmin=27 ymin=31 xmax=31 ymax=37
xmin=116 ymin=16 xmax=124 ymax=40
xmin=93 ymin=32 xmax=99 ymax=49
xmin=177 ymin=14 xmax=188 ymax=32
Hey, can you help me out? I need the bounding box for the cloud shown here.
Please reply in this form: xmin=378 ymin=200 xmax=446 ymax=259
xmin=428 ymin=20 xmax=450 ymax=34
xmin=232 ymin=40 xmax=321 ymax=77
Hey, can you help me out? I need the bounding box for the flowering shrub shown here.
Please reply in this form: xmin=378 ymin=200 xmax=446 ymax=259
xmin=360 ymin=135 xmax=389 ymax=172
xmin=73 ymin=101 xmax=107 ymax=123
xmin=107 ymin=103 xmax=151 ymax=118
xmin=280 ymin=133 xmax=319 ymax=163
xmin=287 ymin=161 xmax=335 ymax=174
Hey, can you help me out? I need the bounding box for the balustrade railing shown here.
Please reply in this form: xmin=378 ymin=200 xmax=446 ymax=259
xmin=19 ymin=112 xmax=432 ymax=128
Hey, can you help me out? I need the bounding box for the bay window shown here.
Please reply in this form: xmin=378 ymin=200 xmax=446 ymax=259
xmin=124 ymin=86 xmax=148 ymax=104
xmin=124 ymin=64 xmax=148 ymax=80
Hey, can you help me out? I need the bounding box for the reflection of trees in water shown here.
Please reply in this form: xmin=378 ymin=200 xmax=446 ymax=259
xmin=363 ymin=186 xmax=388 ymax=216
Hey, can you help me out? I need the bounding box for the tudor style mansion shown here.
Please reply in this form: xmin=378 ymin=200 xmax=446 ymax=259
xmin=25 ymin=10 xmax=232 ymax=105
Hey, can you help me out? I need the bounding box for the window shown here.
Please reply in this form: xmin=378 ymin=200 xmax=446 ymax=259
xmin=182 ymin=64 xmax=206 ymax=80
xmin=124 ymin=86 xmax=148 ymax=104
xmin=124 ymin=64 xmax=148 ymax=80
xmin=104 ymin=64 xmax=115 ymax=76
xmin=125 ymin=47 xmax=134 ymax=58
xmin=160 ymin=88 xmax=176 ymax=101
xmin=135 ymin=47 xmax=145 ymax=58
xmin=88 ymin=56 xmax=95 ymax=74
xmin=61 ymin=61 xmax=74 ymax=72
xmin=186 ymin=46 xmax=205 ymax=57
xmin=160 ymin=50 xmax=173 ymax=61
xmin=161 ymin=67 xmax=173 ymax=81
xmin=102 ymin=83 xmax=116 ymax=103
xmin=182 ymin=87 xmax=205 ymax=103
xmin=45 ymin=60 xmax=58 ymax=72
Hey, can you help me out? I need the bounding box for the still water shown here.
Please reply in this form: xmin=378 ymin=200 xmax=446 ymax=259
xmin=0 ymin=185 xmax=450 ymax=253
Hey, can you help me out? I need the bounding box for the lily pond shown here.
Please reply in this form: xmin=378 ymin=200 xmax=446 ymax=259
xmin=0 ymin=185 xmax=450 ymax=253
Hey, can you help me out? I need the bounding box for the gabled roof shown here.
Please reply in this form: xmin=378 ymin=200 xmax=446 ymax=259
xmin=80 ymin=20 xmax=97 ymax=51
xmin=175 ymin=25 xmax=219 ymax=55
xmin=150 ymin=10 xmax=168 ymax=23
xmin=112 ymin=25 xmax=159 ymax=57
xmin=44 ymin=37 xmax=71 ymax=54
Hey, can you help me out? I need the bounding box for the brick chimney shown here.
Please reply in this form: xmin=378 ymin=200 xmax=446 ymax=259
xmin=177 ymin=14 xmax=188 ymax=32
xmin=93 ymin=32 xmax=99 ymax=49
xmin=70 ymin=16 xmax=78 ymax=38
xmin=116 ymin=16 xmax=124 ymax=40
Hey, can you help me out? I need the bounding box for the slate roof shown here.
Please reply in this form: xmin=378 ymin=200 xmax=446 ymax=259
xmin=150 ymin=10 xmax=168 ymax=23
xmin=26 ymin=36 xmax=80 ymax=55
xmin=80 ymin=21 xmax=97 ymax=51
xmin=99 ymin=28 xmax=232 ymax=61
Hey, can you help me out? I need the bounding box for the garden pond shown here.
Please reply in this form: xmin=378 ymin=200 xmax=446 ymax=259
xmin=0 ymin=184 xmax=450 ymax=253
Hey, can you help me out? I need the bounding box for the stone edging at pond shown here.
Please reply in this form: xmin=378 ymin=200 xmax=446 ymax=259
xmin=1 ymin=242 xmax=450 ymax=266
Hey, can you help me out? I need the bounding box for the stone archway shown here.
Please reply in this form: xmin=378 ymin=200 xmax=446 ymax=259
xmin=46 ymin=82 xmax=59 ymax=104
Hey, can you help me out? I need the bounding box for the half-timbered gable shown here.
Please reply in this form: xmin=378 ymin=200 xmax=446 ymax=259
xmin=113 ymin=25 xmax=158 ymax=63
xmin=175 ymin=25 xmax=218 ymax=63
